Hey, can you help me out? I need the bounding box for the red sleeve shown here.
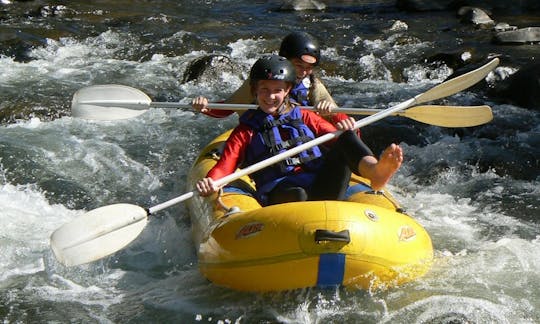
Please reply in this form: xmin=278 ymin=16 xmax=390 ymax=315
xmin=207 ymin=125 xmax=252 ymax=180
xmin=301 ymin=109 xmax=362 ymax=141
xmin=203 ymin=109 xmax=235 ymax=118
xmin=300 ymin=109 xmax=337 ymax=136
xmin=330 ymin=112 xmax=349 ymax=124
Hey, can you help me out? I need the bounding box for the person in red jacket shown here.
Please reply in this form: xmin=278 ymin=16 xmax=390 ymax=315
xmin=195 ymin=55 xmax=403 ymax=206
xmin=192 ymin=31 xmax=349 ymax=125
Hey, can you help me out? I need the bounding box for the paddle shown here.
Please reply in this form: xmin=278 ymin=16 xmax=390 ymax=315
xmin=71 ymin=85 xmax=493 ymax=127
xmin=51 ymin=58 xmax=499 ymax=267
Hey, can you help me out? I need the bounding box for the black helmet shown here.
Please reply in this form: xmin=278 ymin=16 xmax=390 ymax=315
xmin=279 ymin=32 xmax=321 ymax=65
xmin=249 ymin=55 xmax=296 ymax=84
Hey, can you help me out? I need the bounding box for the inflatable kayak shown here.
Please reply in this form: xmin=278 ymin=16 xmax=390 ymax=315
xmin=185 ymin=130 xmax=433 ymax=292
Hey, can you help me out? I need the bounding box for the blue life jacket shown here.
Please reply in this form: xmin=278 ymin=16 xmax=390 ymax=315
xmin=290 ymin=76 xmax=311 ymax=106
xmin=239 ymin=106 xmax=323 ymax=201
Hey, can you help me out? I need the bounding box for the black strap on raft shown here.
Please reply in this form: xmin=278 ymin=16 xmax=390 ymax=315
xmin=314 ymin=229 xmax=351 ymax=243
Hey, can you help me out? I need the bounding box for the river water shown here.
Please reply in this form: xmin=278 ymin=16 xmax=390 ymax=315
xmin=1 ymin=1 xmax=539 ymax=323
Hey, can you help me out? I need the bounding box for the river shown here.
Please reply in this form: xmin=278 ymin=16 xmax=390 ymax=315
xmin=1 ymin=1 xmax=539 ymax=323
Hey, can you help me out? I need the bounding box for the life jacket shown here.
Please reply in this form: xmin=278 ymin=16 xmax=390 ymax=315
xmin=239 ymin=105 xmax=323 ymax=199
xmin=290 ymin=76 xmax=312 ymax=106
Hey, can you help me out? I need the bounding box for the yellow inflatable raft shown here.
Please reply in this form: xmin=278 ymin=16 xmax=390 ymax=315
xmin=186 ymin=130 xmax=433 ymax=292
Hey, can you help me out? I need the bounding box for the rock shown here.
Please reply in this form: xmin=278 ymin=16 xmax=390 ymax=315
xmin=484 ymin=66 xmax=518 ymax=87
xmin=457 ymin=7 xmax=494 ymax=27
xmin=0 ymin=37 xmax=34 ymax=62
xmin=457 ymin=5 xmax=491 ymax=16
xmin=182 ymin=55 xmax=238 ymax=84
xmin=493 ymin=22 xmax=517 ymax=32
xmin=494 ymin=27 xmax=540 ymax=44
xmin=361 ymin=121 xmax=429 ymax=153
xmin=279 ymin=0 xmax=326 ymax=11
xmin=0 ymin=29 xmax=48 ymax=62
xmin=424 ymin=51 xmax=475 ymax=70
xmin=386 ymin=20 xmax=409 ymax=33
xmin=489 ymin=63 xmax=540 ymax=110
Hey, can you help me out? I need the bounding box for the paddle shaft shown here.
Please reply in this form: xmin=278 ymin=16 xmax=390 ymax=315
xmin=75 ymin=99 xmax=492 ymax=126
xmin=75 ymin=99 xmax=429 ymax=115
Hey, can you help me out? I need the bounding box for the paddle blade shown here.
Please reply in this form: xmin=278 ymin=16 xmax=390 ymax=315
xmin=50 ymin=203 xmax=148 ymax=266
xmin=71 ymin=85 xmax=152 ymax=120
xmin=400 ymin=105 xmax=493 ymax=127
xmin=414 ymin=58 xmax=499 ymax=104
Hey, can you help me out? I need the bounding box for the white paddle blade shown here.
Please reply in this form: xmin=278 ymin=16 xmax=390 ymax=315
xmin=50 ymin=203 xmax=148 ymax=266
xmin=71 ymin=84 xmax=152 ymax=120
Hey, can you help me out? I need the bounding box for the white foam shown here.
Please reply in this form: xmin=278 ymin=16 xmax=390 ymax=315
xmin=0 ymin=182 xmax=79 ymax=282
xmin=381 ymin=295 xmax=514 ymax=323
xmin=227 ymin=38 xmax=265 ymax=61
xmin=402 ymin=63 xmax=453 ymax=83
xmin=29 ymin=273 xmax=124 ymax=308
xmin=0 ymin=31 xmax=132 ymax=87
xmin=356 ymin=54 xmax=393 ymax=81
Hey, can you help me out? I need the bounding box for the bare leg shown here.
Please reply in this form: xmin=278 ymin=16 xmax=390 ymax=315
xmin=358 ymin=144 xmax=403 ymax=190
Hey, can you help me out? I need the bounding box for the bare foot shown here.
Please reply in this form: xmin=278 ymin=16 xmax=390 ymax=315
xmin=370 ymin=144 xmax=403 ymax=190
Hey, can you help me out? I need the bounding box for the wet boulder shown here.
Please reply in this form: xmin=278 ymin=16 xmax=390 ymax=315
xmin=494 ymin=27 xmax=540 ymax=44
xmin=361 ymin=119 xmax=429 ymax=154
xmin=493 ymin=22 xmax=517 ymax=33
xmin=0 ymin=29 xmax=48 ymax=62
xmin=489 ymin=63 xmax=540 ymax=110
xmin=0 ymin=101 xmax=64 ymax=124
xmin=385 ymin=20 xmax=409 ymax=33
xmin=0 ymin=36 xmax=34 ymax=63
xmin=279 ymin=0 xmax=326 ymax=11
xmin=457 ymin=7 xmax=494 ymax=28
xmin=424 ymin=51 xmax=476 ymax=70
xmin=182 ymin=55 xmax=239 ymax=84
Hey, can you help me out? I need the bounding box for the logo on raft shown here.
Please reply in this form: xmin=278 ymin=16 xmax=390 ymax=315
xmin=236 ymin=222 xmax=265 ymax=239
xmin=364 ymin=209 xmax=379 ymax=222
xmin=398 ymin=225 xmax=417 ymax=241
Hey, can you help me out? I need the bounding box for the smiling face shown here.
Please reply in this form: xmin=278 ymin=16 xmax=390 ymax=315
xmin=255 ymin=79 xmax=292 ymax=115
xmin=290 ymin=57 xmax=315 ymax=80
